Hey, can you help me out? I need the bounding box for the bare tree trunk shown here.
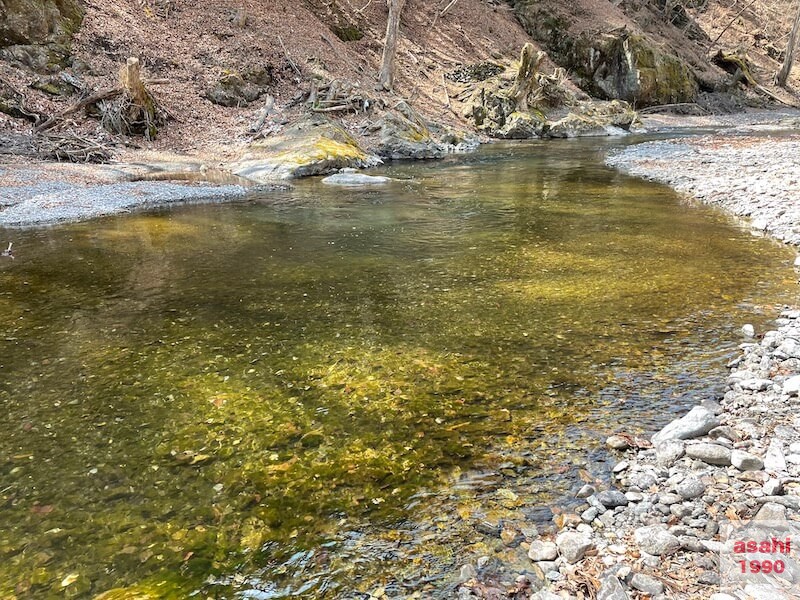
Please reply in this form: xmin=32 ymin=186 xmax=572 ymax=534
xmin=776 ymin=1 xmax=800 ymax=88
xmin=378 ymin=0 xmax=407 ymax=91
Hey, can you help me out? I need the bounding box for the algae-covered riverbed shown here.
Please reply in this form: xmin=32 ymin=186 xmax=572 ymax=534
xmin=0 ymin=139 xmax=797 ymax=598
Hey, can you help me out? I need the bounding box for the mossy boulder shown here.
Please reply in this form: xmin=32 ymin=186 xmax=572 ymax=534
xmin=589 ymin=34 xmax=697 ymax=106
xmin=230 ymin=116 xmax=380 ymax=181
xmin=204 ymin=67 xmax=273 ymax=108
xmin=0 ymin=0 xmax=83 ymax=48
xmin=495 ymin=111 xmax=546 ymax=139
xmin=370 ymin=101 xmax=477 ymax=160
xmin=545 ymin=100 xmax=638 ymax=138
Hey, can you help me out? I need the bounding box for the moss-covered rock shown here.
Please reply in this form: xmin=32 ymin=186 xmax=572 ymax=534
xmin=495 ymin=111 xmax=546 ymax=139
xmin=371 ymin=101 xmax=477 ymax=159
xmin=230 ymin=115 xmax=380 ymax=181
xmin=590 ymin=34 xmax=697 ymax=106
xmin=511 ymin=2 xmax=697 ymax=106
xmin=545 ymin=100 xmax=638 ymax=138
xmin=0 ymin=0 xmax=83 ymax=48
xmin=204 ymin=67 xmax=273 ymax=108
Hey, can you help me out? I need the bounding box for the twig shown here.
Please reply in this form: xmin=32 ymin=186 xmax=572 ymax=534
xmin=638 ymin=102 xmax=710 ymax=114
xmin=278 ymin=35 xmax=301 ymax=76
xmin=439 ymin=0 xmax=460 ymax=17
xmin=441 ymin=73 xmax=451 ymax=108
xmin=2 ymin=242 xmax=13 ymax=260
xmin=708 ymin=0 xmax=759 ymax=50
xmin=355 ymin=0 xmax=373 ymax=12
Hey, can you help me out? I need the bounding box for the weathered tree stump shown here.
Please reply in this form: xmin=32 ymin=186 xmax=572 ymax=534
xmin=102 ymin=57 xmax=165 ymax=140
xmin=507 ymin=43 xmax=546 ymax=112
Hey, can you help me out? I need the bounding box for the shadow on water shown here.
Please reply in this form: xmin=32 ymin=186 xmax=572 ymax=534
xmin=0 ymin=138 xmax=797 ymax=598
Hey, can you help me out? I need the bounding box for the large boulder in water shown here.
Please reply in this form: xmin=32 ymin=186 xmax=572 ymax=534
xmin=545 ymin=100 xmax=638 ymax=138
xmin=230 ymin=116 xmax=381 ymax=181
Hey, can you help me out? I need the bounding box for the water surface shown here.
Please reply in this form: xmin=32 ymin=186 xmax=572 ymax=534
xmin=0 ymin=139 xmax=796 ymax=598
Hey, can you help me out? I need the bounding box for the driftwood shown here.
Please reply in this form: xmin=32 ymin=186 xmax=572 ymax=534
xmin=2 ymin=242 xmax=13 ymax=260
xmin=638 ymin=102 xmax=711 ymax=115
xmin=306 ymin=79 xmax=373 ymax=113
xmin=248 ymin=94 xmax=275 ymax=133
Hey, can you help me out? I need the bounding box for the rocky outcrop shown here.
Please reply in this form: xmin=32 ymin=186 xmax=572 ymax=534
xmin=204 ymin=67 xmax=274 ymax=108
xmin=0 ymin=0 xmax=83 ymax=71
xmin=369 ymin=101 xmax=477 ymax=160
xmin=513 ymin=3 xmax=698 ymax=106
xmin=586 ymin=34 xmax=698 ymax=106
xmin=230 ymin=115 xmax=380 ymax=181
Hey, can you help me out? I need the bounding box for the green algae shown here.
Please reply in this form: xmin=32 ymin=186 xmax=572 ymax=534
xmin=0 ymin=138 xmax=797 ymax=598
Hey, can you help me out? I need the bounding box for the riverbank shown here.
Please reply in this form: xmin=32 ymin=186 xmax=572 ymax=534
xmin=457 ymin=118 xmax=800 ymax=599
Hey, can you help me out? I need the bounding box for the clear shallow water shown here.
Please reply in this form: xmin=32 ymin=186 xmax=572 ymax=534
xmin=0 ymin=139 xmax=797 ymax=598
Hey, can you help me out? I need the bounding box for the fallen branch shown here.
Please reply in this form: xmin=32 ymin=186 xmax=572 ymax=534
xmin=34 ymin=88 xmax=122 ymax=133
xmin=638 ymin=102 xmax=711 ymax=114
xmin=248 ymin=94 xmax=275 ymax=133
xmin=708 ymin=0 xmax=759 ymax=50
xmin=278 ymin=35 xmax=301 ymax=76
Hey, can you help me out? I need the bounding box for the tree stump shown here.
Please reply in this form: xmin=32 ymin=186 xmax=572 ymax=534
xmin=102 ymin=57 xmax=164 ymax=140
xmin=508 ymin=43 xmax=546 ymax=113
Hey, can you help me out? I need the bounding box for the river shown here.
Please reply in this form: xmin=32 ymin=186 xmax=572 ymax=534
xmin=0 ymin=137 xmax=796 ymax=598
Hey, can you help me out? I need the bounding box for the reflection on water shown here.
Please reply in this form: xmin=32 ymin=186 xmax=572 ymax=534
xmin=0 ymin=139 xmax=796 ymax=598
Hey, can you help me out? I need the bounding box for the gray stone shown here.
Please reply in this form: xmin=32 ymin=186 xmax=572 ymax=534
xmin=612 ymin=460 xmax=629 ymax=473
xmin=742 ymin=324 xmax=755 ymax=337
xmin=581 ymin=506 xmax=599 ymax=522
xmin=739 ymin=378 xmax=773 ymax=391
xmin=606 ymin=434 xmax=631 ymax=450
xmin=677 ymin=477 xmax=706 ymax=499
xmin=576 ymin=484 xmax=596 ymax=498
xmin=709 ymin=425 xmax=739 ymax=441
xmin=598 ymin=490 xmax=629 ymax=508
xmin=763 ymin=478 xmax=783 ymax=496
xmin=783 ymin=374 xmax=800 ymax=395
xmin=634 ymin=525 xmax=681 ymax=556
xmin=731 ymin=449 xmax=764 ymax=471
xmin=754 ymin=501 xmax=786 ymax=521
xmin=527 ymin=540 xmax=558 ymax=562
xmin=655 ymin=439 xmax=685 ymax=465
xmin=685 ymin=442 xmax=732 ymax=466
xmin=625 ymin=491 xmax=644 ymax=502
xmin=321 ymin=172 xmax=391 ymax=186
xmin=630 ymin=573 xmax=664 ymax=596
xmin=597 ymin=574 xmax=629 ymax=600
xmin=652 ymin=406 xmax=719 ymax=444
xmin=555 ymin=531 xmax=594 ymax=564
xmin=764 ymin=438 xmax=787 ymax=472
xmin=658 ymin=492 xmax=682 ymax=505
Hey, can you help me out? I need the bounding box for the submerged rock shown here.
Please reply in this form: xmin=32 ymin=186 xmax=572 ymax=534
xmin=322 ymin=170 xmax=391 ymax=186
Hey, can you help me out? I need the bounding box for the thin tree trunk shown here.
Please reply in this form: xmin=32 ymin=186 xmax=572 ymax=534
xmin=378 ymin=0 xmax=407 ymax=91
xmin=776 ymin=1 xmax=800 ymax=87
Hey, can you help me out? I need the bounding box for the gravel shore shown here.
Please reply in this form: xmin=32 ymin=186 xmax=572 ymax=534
xmin=0 ymin=161 xmax=258 ymax=228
